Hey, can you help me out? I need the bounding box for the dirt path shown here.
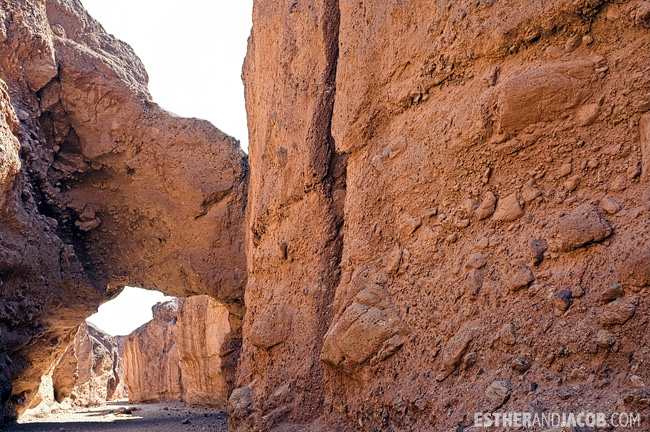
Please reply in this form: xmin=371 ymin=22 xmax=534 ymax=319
xmin=4 ymin=401 xmax=227 ymax=432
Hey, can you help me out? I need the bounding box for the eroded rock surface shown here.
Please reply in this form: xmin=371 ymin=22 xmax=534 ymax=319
xmin=123 ymin=301 xmax=182 ymax=403
xmin=23 ymin=321 xmax=126 ymax=417
xmin=237 ymin=0 xmax=650 ymax=431
xmin=0 ymin=0 xmax=247 ymax=422
xmin=124 ymin=297 xmax=235 ymax=409
xmin=178 ymin=295 xmax=233 ymax=408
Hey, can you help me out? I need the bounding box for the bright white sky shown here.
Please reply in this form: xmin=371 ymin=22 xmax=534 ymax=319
xmin=80 ymin=0 xmax=253 ymax=150
xmin=87 ymin=287 xmax=174 ymax=336
xmin=81 ymin=1 xmax=252 ymax=336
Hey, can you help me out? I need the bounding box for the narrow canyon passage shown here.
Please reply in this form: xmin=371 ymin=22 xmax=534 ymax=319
xmin=3 ymin=0 xmax=650 ymax=431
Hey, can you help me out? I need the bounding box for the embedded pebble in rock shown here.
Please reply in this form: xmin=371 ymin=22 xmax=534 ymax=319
xmin=564 ymin=175 xmax=581 ymax=192
xmin=576 ymin=103 xmax=600 ymax=126
xmin=492 ymin=194 xmax=524 ymax=222
xmin=475 ymin=192 xmax=497 ymax=220
xmin=529 ymin=239 xmax=548 ymax=266
xmin=400 ymin=215 xmax=422 ymax=236
xmin=484 ymin=380 xmax=512 ymax=410
xmin=627 ymin=165 xmax=641 ymax=180
xmin=499 ymin=323 xmax=516 ymax=346
xmin=571 ymin=286 xmax=585 ymax=298
xmin=511 ymin=358 xmax=531 ymax=372
xmin=555 ymin=204 xmax=613 ymax=252
xmin=521 ymin=179 xmax=542 ymax=203
xmin=465 ymin=253 xmax=487 ymax=269
xmin=553 ymin=290 xmax=573 ymax=315
xmin=559 ymin=163 xmax=573 ymax=178
xmin=465 ymin=269 xmax=484 ymax=299
xmin=609 ymin=175 xmax=627 ymax=192
xmin=630 ymin=375 xmax=646 ymax=388
xmin=506 ymin=265 xmax=535 ymax=292
xmin=597 ymin=329 xmax=617 ymax=349
xmin=600 ymin=197 xmax=622 ymax=214
xmin=618 ymin=253 xmax=650 ymax=291
xmin=600 ymin=284 xmax=623 ymax=303
xmin=600 ymin=300 xmax=636 ymax=326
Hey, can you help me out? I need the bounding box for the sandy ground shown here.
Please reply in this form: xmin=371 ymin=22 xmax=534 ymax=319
xmin=4 ymin=401 xmax=227 ymax=432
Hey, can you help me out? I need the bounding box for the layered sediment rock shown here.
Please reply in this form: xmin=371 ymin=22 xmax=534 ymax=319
xmin=178 ymin=295 xmax=233 ymax=408
xmin=123 ymin=301 xmax=182 ymax=403
xmin=123 ymin=296 xmax=234 ymax=409
xmin=235 ymin=1 xmax=650 ymax=430
xmin=0 ymin=0 xmax=247 ymax=422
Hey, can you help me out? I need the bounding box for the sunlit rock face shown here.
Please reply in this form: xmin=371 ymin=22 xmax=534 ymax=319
xmin=0 ymin=0 xmax=247 ymax=422
xmin=123 ymin=301 xmax=182 ymax=403
xmin=22 ymin=322 xmax=126 ymax=417
xmin=123 ymin=296 xmax=234 ymax=409
xmin=178 ymin=295 xmax=234 ymax=408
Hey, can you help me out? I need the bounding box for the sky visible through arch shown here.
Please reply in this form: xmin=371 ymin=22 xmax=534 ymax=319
xmin=81 ymin=0 xmax=253 ymax=336
xmin=80 ymin=0 xmax=253 ymax=151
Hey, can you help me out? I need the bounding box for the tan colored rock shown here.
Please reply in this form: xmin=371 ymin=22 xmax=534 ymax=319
xmin=555 ymin=204 xmax=612 ymax=251
xmin=492 ymin=194 xmax=524 ymax=222
xmin=177 ymin=296 xmax=232 ymax=408
xmin=23 ymin=322 xmax=126 ymax=416
xmin=321 ymin=285 xmax=406 ymax=373
xmin=123 ymin=301 xmax=182 ymax=403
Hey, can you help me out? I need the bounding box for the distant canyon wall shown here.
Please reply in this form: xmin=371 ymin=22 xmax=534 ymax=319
xmin=22 ymin=321 xmax=126 ymax=418
xmin=123 ymin=297 xmax=233 ymax=408
xmin=234 ymin=0 xmax=650 ymax=430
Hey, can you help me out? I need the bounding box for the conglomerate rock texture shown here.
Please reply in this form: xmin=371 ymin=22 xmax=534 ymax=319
xmin=3 ymin=0 xmax=650 ymax=431
xmin=233 ymin=0 xmax=650 ymax=431
xmin=0 ymin=0 xmax=247 ymax=423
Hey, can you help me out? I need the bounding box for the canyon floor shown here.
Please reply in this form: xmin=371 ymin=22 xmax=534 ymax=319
xmin=4 ymin=402 xmax=227 ymax=432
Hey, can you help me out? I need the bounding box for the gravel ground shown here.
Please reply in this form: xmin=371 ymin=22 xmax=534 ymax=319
xmin=4 ymin=401 xmax=227 ymax=432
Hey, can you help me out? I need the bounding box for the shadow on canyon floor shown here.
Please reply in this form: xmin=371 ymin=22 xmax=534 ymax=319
xmin=5 ymin=402 xmax=227 ymax=432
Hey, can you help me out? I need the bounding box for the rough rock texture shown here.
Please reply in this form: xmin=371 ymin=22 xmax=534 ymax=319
xmin=236 ymin=0 xmax=650 ymax=431
xmin=123 ymin=301 xmax=182 ymax=403
xmin=123 ymin=297 xmax=234 ymax=409
xmin=0 ymin=0 xmax=247 ymax=422
xmin=22 ymin=321 xmax=126 ymax=417
xmin=177 ymin=295 xmax=233 ymax=408
xmin=65 ymin=322 xmax=126 ymax=406
xmin=233 ymin=1 xmax=344 ymax=430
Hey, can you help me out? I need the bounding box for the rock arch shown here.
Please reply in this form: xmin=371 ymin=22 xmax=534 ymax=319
xmin=0 ymin=0 xmax=247 ymax=421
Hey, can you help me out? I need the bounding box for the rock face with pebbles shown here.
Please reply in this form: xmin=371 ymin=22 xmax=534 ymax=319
xmin=234 ymin=0 xmax=650 ymax=430
xmin=3 ymin=0 xmax=650 ymax=431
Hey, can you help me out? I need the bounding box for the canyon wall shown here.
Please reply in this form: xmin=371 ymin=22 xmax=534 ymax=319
xmin=235 ymin=0 xmax=650 ymax=430
xmin=22 ymin=321 xmax=126 ymax=418
xmin=178 ymin=295 xmax=233 ymax=407
xmin=123 ymin=296 xmax=233 ymax=408
xmin=123 ymin=301 xmax=182 ymax=403
xmin=0 ymin=0 xmax=247 ymax=423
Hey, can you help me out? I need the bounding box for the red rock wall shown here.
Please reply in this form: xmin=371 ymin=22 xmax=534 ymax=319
xmin=236 ymin=0 xmax=650 ymax=430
